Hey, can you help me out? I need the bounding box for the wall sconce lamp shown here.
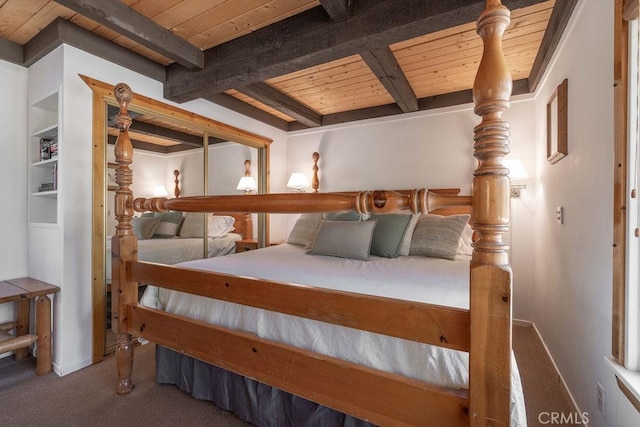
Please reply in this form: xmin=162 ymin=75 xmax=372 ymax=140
xmin=504 ymin=158 xmax=529 ymax=198
xmin=286 ymin=172 xmax=310 ymax=192
xmin=237 ymin=160 xmax=258 ymax=194
xmin=153 ymin=185 xmax=169 ymax=197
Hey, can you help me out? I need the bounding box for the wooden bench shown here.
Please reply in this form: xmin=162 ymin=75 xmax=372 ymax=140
xmin=0 ymin=277 xmax=60 ymax=375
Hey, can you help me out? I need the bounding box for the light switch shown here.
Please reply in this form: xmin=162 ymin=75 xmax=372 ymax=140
xmin=556 ymin=206 xmax=563 ymax=224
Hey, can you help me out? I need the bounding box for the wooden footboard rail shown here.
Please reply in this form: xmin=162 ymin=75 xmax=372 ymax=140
xmin=110 ymin=1 xmax=513 ymax=425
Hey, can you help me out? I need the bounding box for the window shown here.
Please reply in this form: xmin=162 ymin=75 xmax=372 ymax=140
xmin=610 ymin=0 xmax=640 ymax=408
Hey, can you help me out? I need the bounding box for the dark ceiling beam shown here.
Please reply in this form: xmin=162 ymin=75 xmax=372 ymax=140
xmin=54 ymin=0 xmax=204 ymax=70
xmin=0 ymin=38 xmax=23 ymax=65
xmin=360 ymin=47 xmax=418 ymax=113
xmin=528 ymin=0 xmax=578 ymax=92
xmin=319 ymin=0 xmax=353 ymax=22
xmin=23 ymin=18 xmax=165 ymax=81
xmin=164 ymin=0 xmax=547 ymax=103
xmin=236 ymin=82 xmax=322 ymax=128
xmin=107 ymin=135 xmax=203 ymax=154
xmin=128 ymin=121 xmax=221 ymax=147
xmin=204 ymin=93 xmax=292 ymax=132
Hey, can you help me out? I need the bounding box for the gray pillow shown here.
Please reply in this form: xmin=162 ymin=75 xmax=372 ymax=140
xmin=409 ymin=214 xmax=470 ymax=260
xmin=308 ymin=220 xmax=376 ymax=260
xmin=369 ymin=213 xmax=412 ymax=258
xmin=287 ymin=213 xmax=323 ymax=247
xmin=179 ymin=212 xmax=205 ymax=238
xmin=131 ymin=217 xmax=160 ymax=240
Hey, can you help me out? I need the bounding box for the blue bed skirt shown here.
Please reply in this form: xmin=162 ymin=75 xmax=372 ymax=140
xmin=155 ymin=345 xmax=375 ymax=427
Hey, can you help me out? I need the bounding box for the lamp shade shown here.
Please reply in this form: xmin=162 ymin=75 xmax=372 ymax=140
xmin=504 ymin=159 xmax=529 ymax=181
xmin=154 ymin=185 xmax=169 ymax=197
xmin=286 ymin=173 xmax=310 ymax=191
xmin=236 ymin=176 xmax=258 ymax=192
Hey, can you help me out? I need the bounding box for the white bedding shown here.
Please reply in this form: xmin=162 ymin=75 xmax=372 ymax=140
xmin=141 ymin=244 xmax=526 ymax=425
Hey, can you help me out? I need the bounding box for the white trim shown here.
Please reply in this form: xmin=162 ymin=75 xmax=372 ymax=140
xmin=605 ymin=356 xmax=640 ymax=406
xmin=528 ymin=321 xmax=587 ymax=426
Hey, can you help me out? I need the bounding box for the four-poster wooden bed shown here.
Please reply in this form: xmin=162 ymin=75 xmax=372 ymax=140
xmin=110 ymin=1 xmax=516 ymax=425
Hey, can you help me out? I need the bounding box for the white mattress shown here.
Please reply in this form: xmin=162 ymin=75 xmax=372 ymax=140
xmin=141 ymin=244 xmax=526 ymax=425
xmin=106 ymin=233 xmax=240 ymax=282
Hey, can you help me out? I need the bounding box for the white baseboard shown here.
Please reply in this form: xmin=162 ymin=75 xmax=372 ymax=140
xmin=526 ymin=321 xmax=587 ymax=426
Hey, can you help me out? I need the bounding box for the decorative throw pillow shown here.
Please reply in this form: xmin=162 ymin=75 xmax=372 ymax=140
xmin=308 ymin=220 xmax=377 ymax=261
xmin=457 ymin=224 xmax=474 ymax=256
xmin=287 ymin=213 xmax=323 ymax=247
xmin=324 ymin=211 xmax=363 ymax=221
xmin=151 ymin=211 xmax=183 ymax=238
xmin=368 ymin=213 xmax=412 ymax=258
xmin=178 ymin=212 xmax=206 ymax=238
xmin=208 ymin=215 xmax=236 ymax=237
xmin=409 ymin=214 xmax=470 ymax=260
xmin=131 ymin=217 xmax=160 ymax=240
xmin=397 ymin=214 xmax=419 ymax=256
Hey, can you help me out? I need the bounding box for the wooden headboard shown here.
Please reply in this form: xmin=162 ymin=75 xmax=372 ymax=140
xmin=228 ymin=213 xmax=253 ymax=240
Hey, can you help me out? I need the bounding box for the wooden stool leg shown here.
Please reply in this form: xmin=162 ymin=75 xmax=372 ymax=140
xmin=15 ymin=298 xmax=30 ymax=361
xmin=116 ymin=333 xmax=134 ymax=394
xmin=35 ymin=296 xmax=52 ymax=375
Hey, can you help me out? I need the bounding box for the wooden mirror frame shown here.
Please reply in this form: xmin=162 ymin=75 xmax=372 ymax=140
xmin=82 ymin=75 xmax=272 ymax=362
xmin=547 ymin=78 xmax=568 ymax=164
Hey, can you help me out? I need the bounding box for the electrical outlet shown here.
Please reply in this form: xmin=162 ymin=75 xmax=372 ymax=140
xmin=556 ymin=206 xmax=564 ymax=224
xmin=596 ymin=381 xmax=605 ymax=414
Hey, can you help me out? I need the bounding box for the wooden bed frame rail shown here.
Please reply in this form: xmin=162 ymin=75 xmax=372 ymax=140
xmin=110 ymin=1 xmax=513 ymax=425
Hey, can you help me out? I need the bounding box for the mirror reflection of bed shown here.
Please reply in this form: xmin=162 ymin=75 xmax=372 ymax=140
xmin=92 ymin=86 xmax=270 ymax=357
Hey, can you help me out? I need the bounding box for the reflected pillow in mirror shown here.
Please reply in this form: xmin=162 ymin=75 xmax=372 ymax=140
xmin=131 ymin=217 xmax=161 ymax=240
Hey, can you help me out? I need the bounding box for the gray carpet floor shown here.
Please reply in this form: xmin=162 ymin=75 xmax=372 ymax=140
xmin=0 ymin=324 xmax=574 ymax=426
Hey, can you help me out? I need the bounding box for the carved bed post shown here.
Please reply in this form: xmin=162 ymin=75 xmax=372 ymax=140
xmin=311 ymin=152 xmax=320 ymax=192
xmin=470 ymin=1 xmax=512 ymax=425
xmin=174 ymin=170 xmax=180 ymax=198
xmin=111 ymin=83 xmax=137 ymax=395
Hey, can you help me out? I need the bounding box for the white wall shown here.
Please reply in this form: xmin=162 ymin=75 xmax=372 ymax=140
xmin=285 ymin=97 xmax=538 ymax=318
xmin=0 ymin=60 xmax=28 ymax=333
xmin=24 ymin=44 xmax=287 ymax=374
xmin=532 ymin=0 xmax=640 ymax=425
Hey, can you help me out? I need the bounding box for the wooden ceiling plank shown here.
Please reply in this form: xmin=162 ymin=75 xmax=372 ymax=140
xmin=54 ymin=0 xmax=204 ymax=69
xmin=186 ymin=0 xmax=319 ymax=50
xmin=360 ymin=47 xmax=418 ymax=112
xmin=7 ymin=2 xmax=75 ymax=45
xmin=0 ymin=0 xmax=49 ymax=38
xmin=272 ymin=64 xmax=377 ymax=95
xmin=528 ymin=0 xmax=578 ymax=92
xmin=170 ymin=0 xmax=269 ymax=42
xmin=237 ymin=82 xmax=322 ymax=127
xmin=319 ymin=0 xmax=352 ymax=22
xmin=164 ymin=0 xmax=549 ymax=102
xmin=129 ymin=0 xmax=185 ymax=19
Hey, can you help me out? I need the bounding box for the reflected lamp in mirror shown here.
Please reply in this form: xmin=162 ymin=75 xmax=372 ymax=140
xmin=504 ymin=159 xmax=529 ymax=198
xmin=237 ymin=176 xmax=258 ymax=193
xmin=287 ymin=173 xmax=311 ymax=192
xmin=154 ymin=185 xmax=169 ymax=197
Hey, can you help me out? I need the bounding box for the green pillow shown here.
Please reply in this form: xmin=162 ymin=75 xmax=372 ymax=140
xmin=324 ymin=211 xmax=363 ymax=221
xmin=131 ymin=217 xmax=160 ymax=240
xmin=369 ymin=213 xmax=412 ymax=258
xmin=151 ymin=211 xmax=183 ymax=238
xmin=308 ymin=220 xmax=376 ymax=261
